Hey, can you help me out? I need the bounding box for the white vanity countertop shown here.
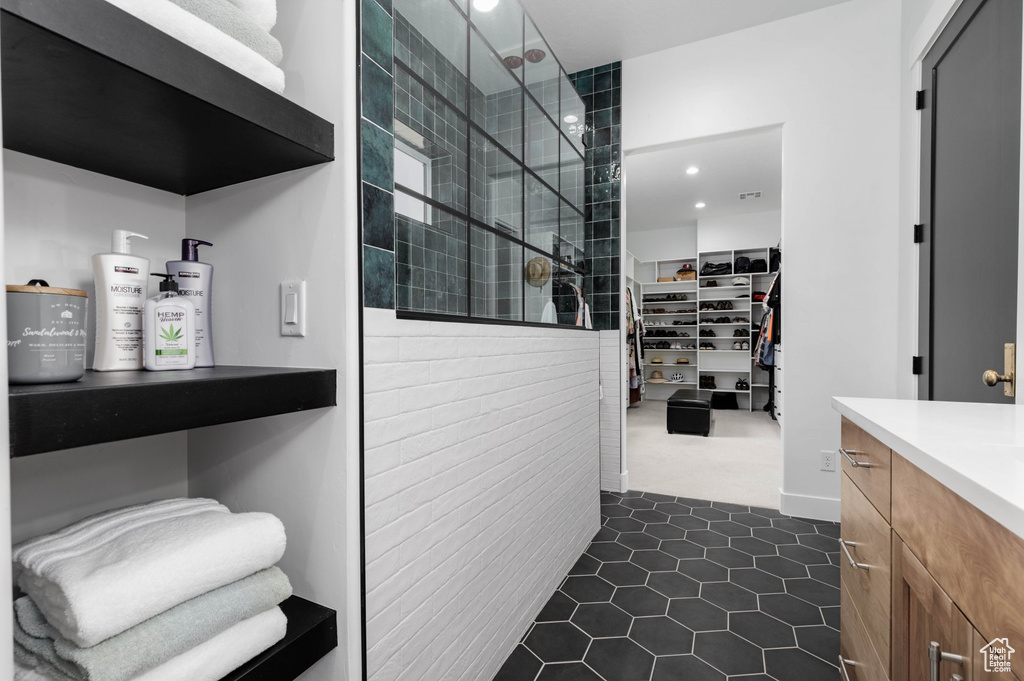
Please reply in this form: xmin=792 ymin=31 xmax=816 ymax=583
xmin=832 ymin=397 xmax=1024 ymax=540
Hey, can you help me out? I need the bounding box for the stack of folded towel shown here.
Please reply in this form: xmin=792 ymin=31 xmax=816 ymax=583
xmin=12 ymin=498 xmax=292 ymax=681
xmin=102 ymin=0 xmax=285 ymax=93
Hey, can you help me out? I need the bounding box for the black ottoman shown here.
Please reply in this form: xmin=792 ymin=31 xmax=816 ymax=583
xmin=667 ymin=389 xmax=712 ymax=437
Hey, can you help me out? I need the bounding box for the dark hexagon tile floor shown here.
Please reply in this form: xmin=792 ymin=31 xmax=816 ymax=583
xmin=492 ymin=491 xmax=840 ymax=681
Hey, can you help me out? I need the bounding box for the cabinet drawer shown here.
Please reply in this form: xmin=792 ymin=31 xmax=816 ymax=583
xmin=841 ymin=584 xmax=889 ymax=681
xmin=840 ymin=417 xmax=892 ymax=521
xmin=840 ymin=472 xmax=891 ymax=674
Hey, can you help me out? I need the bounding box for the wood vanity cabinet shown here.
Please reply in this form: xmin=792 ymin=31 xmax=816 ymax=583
xmin=839 ymin=417 xmax=1023 ymax=681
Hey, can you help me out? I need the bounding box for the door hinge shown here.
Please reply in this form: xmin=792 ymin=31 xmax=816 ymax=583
xmin=914 ymin=224 xmax=925 ymax=243
xmin=912 ymin=356 xmax=923 ymax=375
xmin=916 ymin=90 xmax=926 ymax=110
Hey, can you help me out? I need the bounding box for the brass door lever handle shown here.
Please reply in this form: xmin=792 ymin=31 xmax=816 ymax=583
xmin=982 ymin=343 xmax=1016 ymax=397
xmin=982 ymin=370 xmax=1012 ymax=386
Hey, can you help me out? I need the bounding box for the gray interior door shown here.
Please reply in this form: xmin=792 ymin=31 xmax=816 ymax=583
xmin=919 ymin=0 xmax=1022 ymax=403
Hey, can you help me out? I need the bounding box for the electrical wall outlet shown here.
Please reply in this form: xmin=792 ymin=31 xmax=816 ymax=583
xmin=820 ymin=450 xmax=836 ymax=472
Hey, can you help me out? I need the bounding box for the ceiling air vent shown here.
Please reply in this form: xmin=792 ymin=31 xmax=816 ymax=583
xmin=739 ymin=191 xmax=762 ymax=200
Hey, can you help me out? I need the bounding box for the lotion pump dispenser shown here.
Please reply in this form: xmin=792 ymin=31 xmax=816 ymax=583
xmin=143 ymin=274 xmax=196 ymax=371
xmin=166 ymin=238 xmax=214 ymax=367
xmin=92 ymin=230 xmax=150 ymax=371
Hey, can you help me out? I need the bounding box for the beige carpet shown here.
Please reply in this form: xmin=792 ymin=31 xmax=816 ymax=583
xmin=626 ymin=400 xmax=782 ymax=509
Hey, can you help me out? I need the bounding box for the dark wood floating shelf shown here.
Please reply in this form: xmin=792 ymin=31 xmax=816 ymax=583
xmin=8 ymin=366 xmax=337 ymax=456
xmin=222 ymin=596 xmax=338 ymax=681
xmin=0 ymin=0 xmax=334 ymax=195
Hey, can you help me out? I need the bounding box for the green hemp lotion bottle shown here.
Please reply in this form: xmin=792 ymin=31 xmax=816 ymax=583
xmin=143 ymin=274 xmax=196 ymax=371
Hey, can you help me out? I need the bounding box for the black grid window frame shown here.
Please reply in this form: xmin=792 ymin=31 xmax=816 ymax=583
xmin=392 ymin=0 xmax=588 ymax=328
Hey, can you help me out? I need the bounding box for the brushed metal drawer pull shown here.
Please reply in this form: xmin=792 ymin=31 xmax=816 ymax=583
xmin=929 ymin=641 xmax=965 ymax=681
xmin=839 ymin=447 xmax=873 ymax=468
xmin=839 ymin=537 xmax=870 ymax=570
xmin=838 ymin=656 xmax=856 ymax=681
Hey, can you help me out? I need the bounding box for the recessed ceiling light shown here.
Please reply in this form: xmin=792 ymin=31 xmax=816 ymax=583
xmin=473 ymin=0 xmax=499 ymax=11
xmin=695 ymin=202 xmax=706 ymax=209
xmin=686 ymin=166 xmax=700 ymax=175
xmin=564 ymin=114 xmax=579 ymax=124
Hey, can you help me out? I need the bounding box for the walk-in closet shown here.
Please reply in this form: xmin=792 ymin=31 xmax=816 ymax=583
xmin=623 ymin=127 xmax=783 ymax=507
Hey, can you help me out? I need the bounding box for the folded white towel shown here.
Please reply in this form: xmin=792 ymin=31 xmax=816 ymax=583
xmin=166 ymin=0 xmax=282 ymax=65
xmin=14 ymin=498 xmax=286 ymax=648
xmin=100 ymin=0 xmax=284 ymax=93
xmin=225 ymin=0 xmax=276 ymax=31
xmin=15 ymin=657 xmax=61 ymax=681
xmin=14 ymin=567 xmax=292 ymax=681
xmin=16 ymin=606 xmax=288 ymax=681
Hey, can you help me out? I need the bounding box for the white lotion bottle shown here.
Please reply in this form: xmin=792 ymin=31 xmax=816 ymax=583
xmin=166 ymin=239 xmax=214 ymax=367
xmin=143 ymin=274 xmax=196 ymax=371
xmin=92 ymin=230 xmax=150 ymax=371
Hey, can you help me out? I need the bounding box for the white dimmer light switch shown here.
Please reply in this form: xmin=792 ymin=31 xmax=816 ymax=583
xmin=280 ymin=281 xmax=307 ymax=337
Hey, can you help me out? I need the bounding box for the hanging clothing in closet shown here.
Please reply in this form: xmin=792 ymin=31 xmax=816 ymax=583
xmin=552 ymin=278 xmax=592 ymax=329
xmin=625 ymin=286 xmax=645 ymax=404
xmin=755 ymin=271 xmax=781 ymax=368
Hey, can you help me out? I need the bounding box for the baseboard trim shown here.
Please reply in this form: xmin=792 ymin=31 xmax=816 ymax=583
xmin=779 ymin=489 xmax=840 ymax=522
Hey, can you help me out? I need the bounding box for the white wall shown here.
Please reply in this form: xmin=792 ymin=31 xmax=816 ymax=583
xmin=4 ymin=152 xmax=190 ymax=541
xmin=626 ymin=224 xmax=697 ymax=263
xmin=625 ymin=211 xmax=779 ymax=267
xmin=697 ymin=210 xmax=781 ymax=253
xmin=186 ymin=0 xmax=358 ymax=679
xmin=362 ymin=310 xmax=600 ymax=681
xmin=0 ymin=85 xmax=12 ymax=678
xmin=623 ymin=0 xmax=902 ymax=519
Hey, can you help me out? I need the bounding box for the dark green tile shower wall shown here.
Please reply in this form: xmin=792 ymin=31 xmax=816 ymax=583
xmin=360 ymin=0 xmax=597 ymax=321
xmin=570 ymin=62 xmax=621 ymax=331
xmin=360 ymin=0 xmax=396 ymax=309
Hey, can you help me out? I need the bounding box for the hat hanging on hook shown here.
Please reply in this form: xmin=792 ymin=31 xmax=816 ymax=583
xmin=525 ymin=257 xmax=551 ymax=288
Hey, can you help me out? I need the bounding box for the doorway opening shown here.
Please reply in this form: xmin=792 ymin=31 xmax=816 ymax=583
xmin=623 ymin=126 xmax=783 ymax=508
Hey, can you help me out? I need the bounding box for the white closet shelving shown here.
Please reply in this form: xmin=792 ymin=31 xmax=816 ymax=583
xmin=637 ymin=257 xmax=699 ymax=388
xmin=639 ymin=249 xmax=777 ymax=411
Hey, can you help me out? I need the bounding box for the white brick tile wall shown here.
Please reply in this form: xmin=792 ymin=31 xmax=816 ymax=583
xmin=363 ymin=309 xmax=601 ymax=681
xmin=599 ymin=329 xmax=624 ymax=491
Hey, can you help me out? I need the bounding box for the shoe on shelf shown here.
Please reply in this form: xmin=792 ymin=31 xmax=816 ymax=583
xmin=742 ymin=341 xmax=750 ymax=350
xmin=681 ymin=332 xmax=690 ymax=338
xmin=736 ymin=378 xmax=745 ymax=390
xmin=733 ymin=341 xmax=743 ymax=350
xmin=704 ymin=280 xmax=718 ymax=288
xmin=725 ymin=301 xmax=734 ymax=310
